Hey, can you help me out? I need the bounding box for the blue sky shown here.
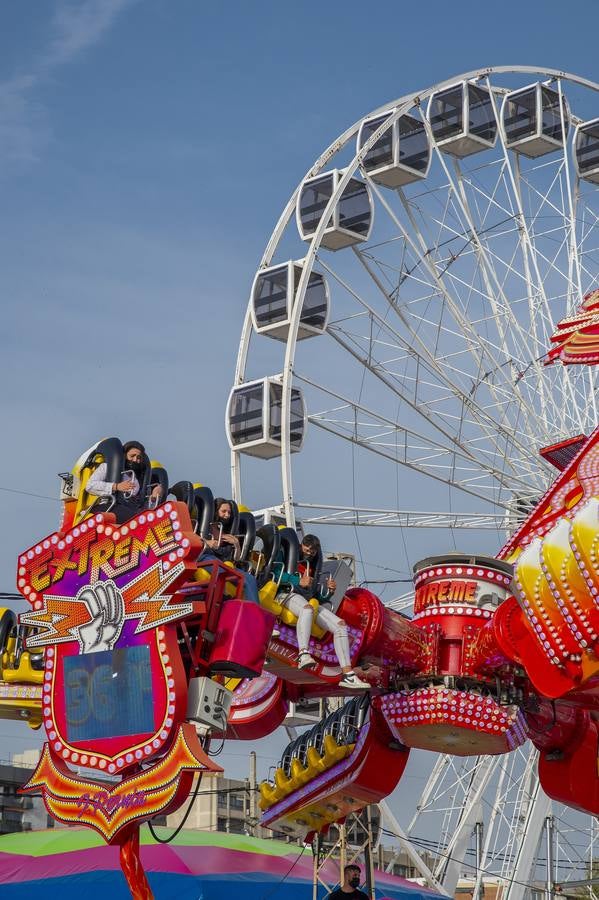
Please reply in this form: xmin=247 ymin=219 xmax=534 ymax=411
xmin=1 ymin=0 xmax=598 ymax=802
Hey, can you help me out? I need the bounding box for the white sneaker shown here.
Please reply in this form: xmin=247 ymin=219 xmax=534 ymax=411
xmin=339 ymin=671 xmax=370 ymax=690
xmin=297 ymin=650 xmax=317 ymax=670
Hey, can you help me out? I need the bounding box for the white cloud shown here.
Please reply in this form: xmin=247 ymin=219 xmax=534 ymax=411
xmin=44 ymin=0 xmax=136 ymax=68
xmin=0 ymin=0 xmax=136 ymax=164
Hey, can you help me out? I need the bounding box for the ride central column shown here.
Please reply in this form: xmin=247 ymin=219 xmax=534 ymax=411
xmin=379 ymin=554 xmax=527 ymax=756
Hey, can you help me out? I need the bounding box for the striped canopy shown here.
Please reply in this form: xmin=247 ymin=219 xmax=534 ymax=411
xmin=0 ymin=827 xmax=443 ymax=899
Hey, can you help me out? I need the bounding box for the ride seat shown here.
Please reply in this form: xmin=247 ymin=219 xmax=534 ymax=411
xmin=72 ymin=437 xmax=123 ymax=525
xmin=192 ymin=558 xmax=245 ymax=600
xmin=257 ymin=583 xmax=327 ymax=640
xmin=148 ymin=462 xmax=169 ymax=508
xmin=258 ymin=724 xmax=356 ymax=811
xmin=2 ymin=624 xmax=44 ymax=685
xmin=281 ymin=743 xmax=295 ymax=777
xmin=308 ymin=721 xmax=326 ymax=757
xmin=323 ymin=706 xmax=344 ymax=743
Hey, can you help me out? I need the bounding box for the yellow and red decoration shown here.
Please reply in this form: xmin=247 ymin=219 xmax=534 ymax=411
xmin=546 ymin=289 xmax=599 ymax=365
xmin=21 ymin=723 xmax=220 ymax=842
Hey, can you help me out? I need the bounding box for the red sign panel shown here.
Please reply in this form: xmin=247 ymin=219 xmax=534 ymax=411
xmin=16 ymin=502 xmax=220 ymax=842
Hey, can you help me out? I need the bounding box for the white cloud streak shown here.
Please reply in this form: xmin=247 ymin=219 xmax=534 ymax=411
xmin=0 ymin=0 xmax=136 ymax=164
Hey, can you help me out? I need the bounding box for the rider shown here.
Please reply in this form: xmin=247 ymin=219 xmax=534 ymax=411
xmin=277 ymin=534 xmax=369 ymax=691
xmin=201 ymin=498 xmax=260 ymax=605
xmin=86 ymin=440 xmax=163 ymax=524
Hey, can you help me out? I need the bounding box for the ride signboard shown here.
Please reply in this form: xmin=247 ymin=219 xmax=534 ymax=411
xmin=16 ymin=502 xmax=222 ymax=842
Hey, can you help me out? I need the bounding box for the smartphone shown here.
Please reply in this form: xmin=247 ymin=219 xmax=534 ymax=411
xmin=121 ymin=469 xmax=135 ymax=499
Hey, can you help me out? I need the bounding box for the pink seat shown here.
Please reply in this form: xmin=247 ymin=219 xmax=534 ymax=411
xmin=209 ymin=600 xmax=275 ymax=678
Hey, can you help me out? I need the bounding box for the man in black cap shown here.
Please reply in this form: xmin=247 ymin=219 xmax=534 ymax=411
xmin=86 ymin=439 xmax=163 ymax=523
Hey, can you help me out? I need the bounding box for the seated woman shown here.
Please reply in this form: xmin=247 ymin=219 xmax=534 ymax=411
xmin=201 ymin=498 xmax=260 ymax=605
xmin=85 ymin=439 xmax=163 ymax=524
xmin=276 ymin=534 xmax=369 ymax=691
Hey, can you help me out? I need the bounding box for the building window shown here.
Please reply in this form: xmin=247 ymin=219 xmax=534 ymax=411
xmin=229 ymin=793 xmax=245 ymax=811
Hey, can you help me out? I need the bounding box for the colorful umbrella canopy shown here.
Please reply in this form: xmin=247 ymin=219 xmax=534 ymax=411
xmin=0 ymin=827 xmax=443 ymax=899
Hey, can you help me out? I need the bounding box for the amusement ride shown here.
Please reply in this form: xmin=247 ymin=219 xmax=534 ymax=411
xmin=5 ymin=65 xmax=599 ymax=898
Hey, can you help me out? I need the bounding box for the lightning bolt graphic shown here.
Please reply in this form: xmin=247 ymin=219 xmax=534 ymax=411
xmin=122 ymin=561 xmax=192 ymax=632
xmin=20 ymin=597 xmax=92 ymax=648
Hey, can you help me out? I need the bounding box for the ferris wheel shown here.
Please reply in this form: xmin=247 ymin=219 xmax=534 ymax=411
xmin=227 ymin=66 xmax=599 ymax=895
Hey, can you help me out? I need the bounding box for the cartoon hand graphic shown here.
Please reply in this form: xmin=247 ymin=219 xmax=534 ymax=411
xmin=77 ymin=581 xmax=125 ymax=653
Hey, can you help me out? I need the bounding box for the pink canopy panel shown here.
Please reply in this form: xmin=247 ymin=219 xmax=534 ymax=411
xmin=0 ymin=827 xmax=443 ymax=899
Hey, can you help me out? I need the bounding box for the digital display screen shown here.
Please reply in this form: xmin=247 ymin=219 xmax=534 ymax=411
xmin=63 ymin=645 xmax=155 ymax=743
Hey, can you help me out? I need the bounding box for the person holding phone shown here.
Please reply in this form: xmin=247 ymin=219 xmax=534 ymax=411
xmin=201 ymin=499 xmax=260 ymax=605
xmin=276 ymin=534 xmax=369 ymax=691
xmin=86 ymin=440 xmax=163 ymax=523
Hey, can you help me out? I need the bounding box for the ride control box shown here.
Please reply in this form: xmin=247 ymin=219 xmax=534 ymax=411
xmin=187 ymin=676 xmax=233 ymax=732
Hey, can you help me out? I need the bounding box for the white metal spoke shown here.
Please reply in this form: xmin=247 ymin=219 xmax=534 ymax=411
xmin=293 ymin=503 xmax=512 ymax=529
xmin=347 ymin=243 xmax=546 ymax=472
xmin=297 ymin=366 xmax=538 ymax=495
xmin=364 ymin=178 xmax=549 ymax=456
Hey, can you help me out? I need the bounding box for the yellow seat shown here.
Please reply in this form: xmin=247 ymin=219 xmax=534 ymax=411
xmin=290 ymin=757 xmax=311 ymax=788
xmin=192 ymin=567 xmax=210 ymax=584
xmin=322 ymin=734 xmax=354 ymax=767
xmin=2 ymin=632 xmax=44 ymax=686
xmin=259 ymin=781 xmax=279 ymax=810
xmin=192 ymin=562 xmax=239 ymax=598
xmin=73 ymin=466 xmax=99 ymax=525
xmin=306 ymin=746 xmax=327 ymax=777
xmin=258 ymin=583 xmax=327 ymax=640
xmin=274 ymin=766 xmax=293 ymax=795
xmin=2 ymin=653 xmax=44 ymax=685
xmin=259 ymin=739 xmax=356 ymax=811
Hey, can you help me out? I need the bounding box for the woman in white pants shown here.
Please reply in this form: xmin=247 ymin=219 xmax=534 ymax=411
xmin=278 ymin=535 xmax=369 ymax=691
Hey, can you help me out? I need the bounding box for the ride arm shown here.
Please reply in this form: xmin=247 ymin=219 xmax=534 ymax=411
xmin=274 ymin=564 xmax=299 ymax=589
xmin=85 ymin=463 xmax=115 ymax=498
xmin=314 ymin=580 xmax=333 ymax=603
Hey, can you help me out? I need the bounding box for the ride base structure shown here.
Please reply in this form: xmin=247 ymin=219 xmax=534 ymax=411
xmin=4 ymin=423 xmax=599 ymax=897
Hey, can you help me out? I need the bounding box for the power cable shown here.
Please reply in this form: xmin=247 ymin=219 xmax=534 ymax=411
xmin=359 ymin=578 xmax=413 ymax=585
xmin=0 ymin=486 xmax=59 ymax=502
xmin=25 ymin=785 xmax=261 ymax=800
xmin=380 ymin=827 xmax=580 ymax=890
xmin=148 ymin=770 xmax=205 ymax=844
xmin=258 ymin=843 xmax=307 ymax=900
